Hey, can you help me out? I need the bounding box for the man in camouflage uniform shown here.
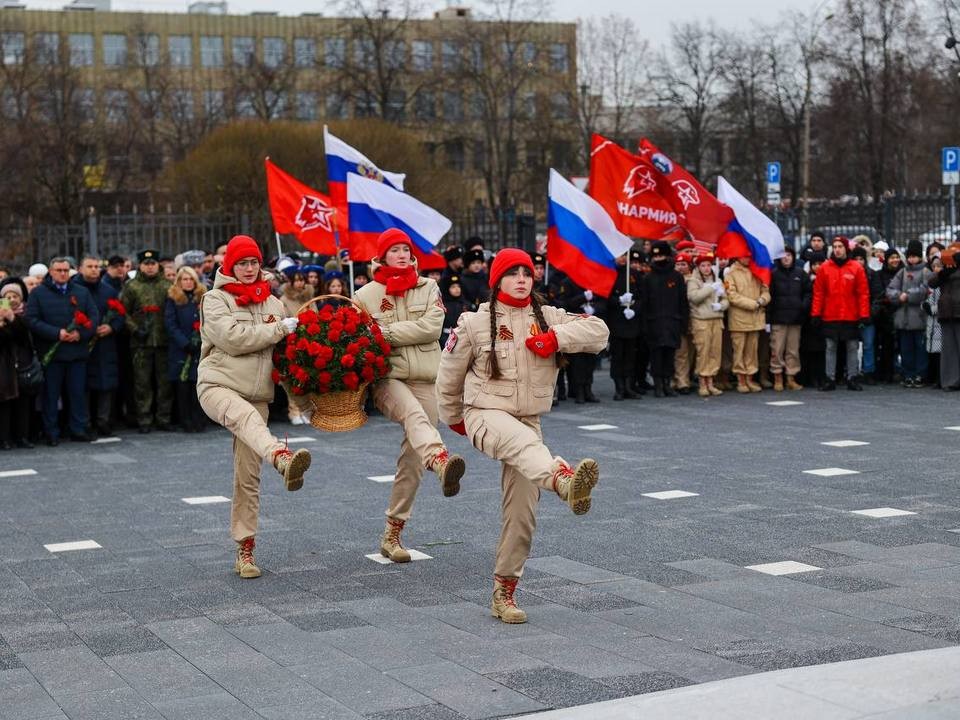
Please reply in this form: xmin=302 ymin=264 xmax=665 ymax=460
xmin=121 ymin=249 xmax=173 ymax=432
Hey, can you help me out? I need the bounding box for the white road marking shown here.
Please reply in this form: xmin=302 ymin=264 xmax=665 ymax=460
xmin=642 ymin=490 xmax=700 ymax=500
xmin=368 ymin=475 xmax=395 ymax=483
xmin=803 ymin=467 xmax=860 ymax=477
xmin=821 ymin=440 xmax=870 ymax=447
xmin=578 ymin=424 xmax=619 ymax=431
xmin=284 ymin=436 xmax=317 ymax=443
xmin=0 ymin=469 xmax=37 ymax=478
xmin=851 ymin=507 xmax=916 ymax=518
xmin=182 ymin=496 xmax=231 ymax=505
xmin=365 ymin=549 xmax=432 ymax=564
xmin=746 ymin=561 xmax=821 ymax=576
xmin=945 ymin=427 xmax=960 ymax=432
xmin=45 ymin=540 xmax=102 ymax=553
xmin=90 ymin=437 xmax=121 ymax=444
xmin=765 ymin=401 xmax=804 ymax=407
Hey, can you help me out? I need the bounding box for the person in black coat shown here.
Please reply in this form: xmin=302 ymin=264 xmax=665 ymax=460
xmin=875 ymin=250 xmax=902 ymax=382
xmin=604 ymin=256 xmax=642 ymax=400
xmin=555 ymin=274 xmax=608 ymax=403
xmin=164 ymin=266 xmax=206 ymax=432
xmin=0 ymin=278 xmax=37 ymax=449
xmin=25 ymin=258 xmax=99 ymax=444
xmin=439 ymin=274 xmax=468 ymax=350
xmin=640 ymin=241 xmax=689 ymax=397
xmin=73 ymin=255 xmax=125 ymax=435
xmin=459 ymin=249 xmax=490 ymax=310
xmin=768 ymin=247 xmax=812 ymax=390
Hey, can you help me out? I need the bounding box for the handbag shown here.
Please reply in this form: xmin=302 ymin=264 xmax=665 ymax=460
xmin=16 ymin=354 xmax=43 ymax=393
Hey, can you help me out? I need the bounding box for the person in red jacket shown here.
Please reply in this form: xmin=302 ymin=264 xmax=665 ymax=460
xmin=811 ymin=237 xmax=871 ymax=391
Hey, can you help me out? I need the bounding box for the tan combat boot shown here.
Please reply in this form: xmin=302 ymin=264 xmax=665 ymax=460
xmin=491 ymin=575 xmax=527 ymax=624
xmin=428 ymin=449 xmax=465 ymax=498
xmin=272 ymin=447 xmax=311 ymax=491
xmin=235 ymin=536 xmax=261 ymax=579
xmin=552 ymin=459 xmax=599 ymax=515
xmin=707 ymin=377 xmax=723 ymax=396
xmin=380 ymin=517 xmax=411 ymax=563
xmin=786 ymin=375 xmax=804 ymax=391
xmin=747 ymin=375 xmax=763 ymax=392
xmin=736 ymin=374 xmax=751 ymax=393
xmin=773 ymin=373 xmax=784 ymax=392
xmin=698 ymin=377 xmax=711 ymax=398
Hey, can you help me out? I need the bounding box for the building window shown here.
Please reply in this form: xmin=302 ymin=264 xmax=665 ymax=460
xmin=443 ymin=90 xmax=463 ymax=122
xmin=386 ymin=89 xmax=405 ymax=121
xmin=294 ymin=37 xmax=315 ymax=68
xmin=138 ymin=90 xmax=162 ymax=120
xmin=75 ymin=88 xmax=95 ymax=121
xmin=522 ymin=41 xmax=536 ymax=65
xmin=384 ymin=40 xmax=405 ymax=70
xmin=411 ymin=40 xmax=432 ymax=72
xmin=295 ymin=91 xmax=317 ymax=121
xmin=472 ymin=139 xmax=485 ymax=171
xmin=414 ymin=91 xmax=435 ymax=121
xmin=502 ymin=41 xmax=516 ymax=67
xmin=168 ymin=35 xmax=192 ymax=67
xmin=232 ymin=36 xmax=255 ymax=66
xmin=549 ymin=43 xmax=568 ymax=73
xmin=69 ymin=34 xmax=94 ymax=67
xmin=550 ymin=92 xmax=570 ymax=119
xmin=102 ymin=34 xmax=126 ymax=67
xmin=441 ymin=40 xmax=459 ymax=72
xmin=445 ymin=140 xmax=465 ymax=171
xmin=266 ymin=90 xmax=286 ymax=119
xmin=235 ymin=92 xmax=255 ymax=118
xmin=470 ymin=41 xmax=482 ymax=71
xmin=34 ymin=32 xmax=59 ymax=65
xmin=354 ymin=91 xmax=376 ymax=118
xmin=324 ymin=37 xmax=345 ymax=68
xmin=1 ymin=88 xmax=19 ymax=119
xmin=2 ymin=32 xmax=25 ymax=66
xmin=263 ymin=36 xmax=285 ymax=68
xmin=470 ymin=93 xmax=485 ymax=120
xmin=325 ymin=92 xmax=347 ymax=119
xmin=354 ymin=39 xmax=374 ymax=70
xmin=523 ymin=92 xmax=536 ymax=118
xmin=104 ymin=89 xmax=127 ymax=123
xmin=203 ymin=89 xmax=224 ymax=118
xmin=170 ymin=90 xmax=194 ymax=121
xmin=135 ymin=34 xmax=159 ymax=67
xmin=200 ymin=36 xmax=223 ymax=68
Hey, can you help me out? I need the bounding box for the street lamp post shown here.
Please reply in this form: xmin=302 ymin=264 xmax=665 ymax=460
xmin=799 ymin=5 xmax=834 ymax=241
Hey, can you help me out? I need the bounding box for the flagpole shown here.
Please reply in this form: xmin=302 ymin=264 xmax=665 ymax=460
xmin=275 ymin=231 xmax=282 ymax=260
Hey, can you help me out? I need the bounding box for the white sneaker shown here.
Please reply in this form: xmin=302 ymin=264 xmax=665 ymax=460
xmin=289 ymin=415 xmax=304 ymax=426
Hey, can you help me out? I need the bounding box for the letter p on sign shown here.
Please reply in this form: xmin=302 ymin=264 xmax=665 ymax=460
xmin=943 ymin=147 xmax=960 ymax=185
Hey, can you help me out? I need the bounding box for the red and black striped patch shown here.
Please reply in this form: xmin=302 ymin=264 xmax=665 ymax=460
xmin=380 ymin=298 xmax=394 ymax=312
xmin=498 ymin=325 xmax=514 ymax=341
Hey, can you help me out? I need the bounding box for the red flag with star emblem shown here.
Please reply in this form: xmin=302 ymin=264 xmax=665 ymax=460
xmin=588 ymin=134 xmax=679 ymax=241
xmin=265 ymin=158 xmax=337 ymax=254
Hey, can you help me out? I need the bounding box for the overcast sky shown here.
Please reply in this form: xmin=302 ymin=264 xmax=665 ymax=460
xmin=22 ymin=0 xmax=810 ymax=46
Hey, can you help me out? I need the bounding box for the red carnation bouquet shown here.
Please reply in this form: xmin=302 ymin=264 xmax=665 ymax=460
xmin=43 ymin=310 xmax=93 ymax=366
xmin=179 ymin=320 xmax=202 ymax=382
xmin=272 ymin=301 xmax=391 ymax=431
xmin=88 ymin=297 xmax=126 ymax=351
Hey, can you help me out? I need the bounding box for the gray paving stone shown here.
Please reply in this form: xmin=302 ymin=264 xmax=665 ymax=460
xmin=523 ymin=583 xmax=642 ymax=612
xmin=522 ymin=556 xmax=627 ymax=585
xmin=364 ymin=705 xmax=468 ymax=720
xmin=605 ymin=635 xmax=753 ymax=683
xmin=151 ymin=692 xmax=263 ymax=720
xmin=79 ymin=625 xmax=169 ymax=657
xmin=524 ymin=605 xmax=648 ymax=648
xmin=291 ymin=656 xmax=433 ymax=715
xmin=314 ymin=625 xmax=441 ymax=671
xmin=486 ymin=666 xmax=620 ymax=709
xmin=0 ymin=668 xmax=62 ymax=719
xmin=256 ymin=696 xmax=365 ymax=719
xmin=19 ymin=645 xmax=128 ymax=699
xmin=387 ymin=660 xmax=547 ymax=719
xmin=54 ymin=686 xmax=165 ymax=719
xmin=102 ymin=649 xmax=222 ymax=703
xmin=503 ymin=634 xmax=654 ymax=679
xmin=787 ymin=571 xmax=896 ymax=594
xmin=596 ymin=671 xmax=695 ymax=696
xmin=227 ymin=623 xmax=359 ymax=668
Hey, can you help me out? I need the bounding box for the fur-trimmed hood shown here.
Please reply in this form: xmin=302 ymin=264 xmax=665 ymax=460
xmin=168 ymin=283 xmax=205 ymax=305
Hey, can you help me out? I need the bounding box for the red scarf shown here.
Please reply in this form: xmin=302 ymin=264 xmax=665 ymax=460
xmin=373 ymin=265 xmax=419 ymax=297
xmin=496 ymin=290 xmax=532 ymax=308
xmin=221 ymin=280 xmax=272 ymax=306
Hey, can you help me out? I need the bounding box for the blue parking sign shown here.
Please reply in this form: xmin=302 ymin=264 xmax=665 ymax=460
xmin=944 ymin=147 xmax=960 ymax=185
xmin=766 ymin=162 xmax=781 ymax=185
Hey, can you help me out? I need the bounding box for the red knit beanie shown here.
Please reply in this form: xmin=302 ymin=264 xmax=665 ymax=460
xmin=488 ymin=248 xmax=535 ymax=288
xmin=222 ymin=235 xmax=262 ymax=277
xmin=377 ymin=228 xmax=414 ymax=262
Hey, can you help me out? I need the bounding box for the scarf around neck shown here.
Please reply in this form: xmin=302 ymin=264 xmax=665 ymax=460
xmin=496 ymin=290 xmax=532 ymax=308
xmin=373 ymin=265 xmax=419 ymax=297
xmin=222 ymin=279 xmax=272 ymax=306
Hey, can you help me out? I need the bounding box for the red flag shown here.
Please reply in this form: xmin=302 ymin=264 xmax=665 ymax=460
xmin=588 ymin=134 xmax=679 ymax=240
xmin=637 ymin=139 xmax=733 ymax=245
xmin=413 ymin=248 xmax=446 ymax=271
xmin=265 ymin=158 xmax=337 ymax=254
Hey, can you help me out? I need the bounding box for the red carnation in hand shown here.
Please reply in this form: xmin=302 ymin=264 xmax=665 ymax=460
xmin=342 ymin=371 xmax=359 ymax=390
xmin=74 ymin=311 xmax=92 ymax=330
xmin=193 ymin=321 xmax=201 ymax=331
xmin=361 ymin=366 xmax=375 ymax=382
xmin=340 ymin=353 xmax=356 ymax=368
xmin=285 ymin=344 xmax=297 ymax=360
xmin=107 ymin=298 xmax=126 ymax=316
xmin=270 ymin=369 xmax=280 ymax=384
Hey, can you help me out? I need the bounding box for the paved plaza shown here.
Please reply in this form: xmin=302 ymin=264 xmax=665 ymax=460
xmin=1 ymin=374 xmax=960 ymax=719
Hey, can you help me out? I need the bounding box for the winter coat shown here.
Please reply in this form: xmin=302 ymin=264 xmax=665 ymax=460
xmin=604 ymin=266 xmax=643 ymax=339
xmin=25 ymin=275 xmax=99 ymax=363
xmin=926 ymin=287 xmax=942 ymax=353
xmin=280 ymin=285 xmax=314 ymax=319
xmin=811 ymin=258 xmax=870 ymax=323
xmin=436 ymin=301 xmax=609 ymax=423
xmin=886 ymin=262 xmax=931 ymax=331
xmin=724 ymin=263 xmax=771 ymax=332
xmin=164 ymin=288 xmax=203 ymax=383
xmin=875 ymin=257 xmax=902 ymax=332
xmin=555 ymin=276 xmax=608 ymax=321
xmin=197 ymin=270 xmax=289 ymax=403
xmin=354 ymin=262 xmax=444 ymax=383
xmin=640 ymin=262 xmax=689 ymax=348
xmin=0 ymin=315 xmax=32 ymax=401
xmin=686 ymin=271 xmax=728 ymax=322
xmin=458 ymin=270 xmax=490 ymax=310
xmin=768 ymin=263 xmax=811 ymax=326
xmin=865 ymin=267 xmax=886 ymax=318
xmin=121 ymin=272 xmax=172 ymax=348
xmin=441 ymin=295 xmax=468 ymax=349
xmin=928 ymin=266 xmax=960 ymax=322
xmin=72 ymin=276 xmax=124 ymax=391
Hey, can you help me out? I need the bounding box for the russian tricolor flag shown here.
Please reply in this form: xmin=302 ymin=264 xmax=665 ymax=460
xmin=347 ymin=173 xmax=451 ymax=262
xmin=716 ymin=176 xmax=785 ymax=286
xmin=547 ymin=169 xmax=633 ymax=296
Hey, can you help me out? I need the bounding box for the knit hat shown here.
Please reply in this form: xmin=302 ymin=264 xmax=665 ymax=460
xmin=906 ymin=239 xmax=923 ymax=259
xmin=488 ymin=248 xmax=534 ymax=288
xmin=694 ymin=252 xmax=715 ymax=265
xmin=222 ymin=235 xmax=262 ymax=277
xmin=0 ymin=279 xmax=24 ymax=301
xmin=852 ymin=246 xmax=868 ymax=261
xmin=28 ymin=263 xmax=48 ymax=278
xmin=675 ymin=252 xmax=692 ymax=265
xmin=376 ymin=228 xmax=414 ymax=261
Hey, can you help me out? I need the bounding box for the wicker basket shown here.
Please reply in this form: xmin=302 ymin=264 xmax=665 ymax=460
xmin=295 ymin=294 xmax=373 ymax=433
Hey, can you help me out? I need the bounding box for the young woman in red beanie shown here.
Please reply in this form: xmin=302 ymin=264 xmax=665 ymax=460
xmin=353 ymin=228 xmax=466 ymax=563
xmin=436 ymin=248 xmax=609 ymax=623
xmin=197 ymin=234 xmax=312 ymax=579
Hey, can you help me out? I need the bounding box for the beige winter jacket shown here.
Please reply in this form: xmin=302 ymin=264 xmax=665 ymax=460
xmin=197 ymin=270 xmax=288 ymax=403
xmin=280 ymin=285 xmax=314 ymax=319
xmin=436 ymin=301 xmax=609 ymax=423
xmin=724 ymin=263 xmax=770 ymax=332
xmin=353 ymin=262 xmax=444 ymax=383
xmin=686 ymin=271 xmax=729 ymax=322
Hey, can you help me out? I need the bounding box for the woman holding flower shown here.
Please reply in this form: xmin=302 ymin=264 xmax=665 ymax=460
xmin=165 ymin=266 xmax=206 ymax=433
xmin=197 ymin=235 xmax=310 ymax=579
xmin=353 ymin=228 xmax=467 ymax=563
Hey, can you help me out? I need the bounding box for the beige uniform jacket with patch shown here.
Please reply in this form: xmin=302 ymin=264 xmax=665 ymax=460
xmin=436 ymin=302 xmax=609 ymax=423
xmin=724 ymin=263 xmax=771 ymax=332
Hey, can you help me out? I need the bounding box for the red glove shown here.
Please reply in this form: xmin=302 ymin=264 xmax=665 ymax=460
xmin=449 ymin=420 xmax=466 ymax=436
xmin=525 ymin=330 xmax=559 ymax=358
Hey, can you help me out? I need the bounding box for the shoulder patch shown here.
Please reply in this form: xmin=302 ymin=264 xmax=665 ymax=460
xmin=444 ymin=330 xmax=458 ymax=352
xmin=380 ymin=298 xmax=394 ymax=312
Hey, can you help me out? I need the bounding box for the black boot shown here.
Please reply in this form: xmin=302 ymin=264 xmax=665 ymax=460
xmin=613 ymin=379 xmax=625 ymax=401
xmin=653 ymin=378 xmax=665 ymax=398
xmin=663 ymin=380 xmax=677 ymax=397
xmin=622 ymin=380 xmax=637 ymax=399
xmin=574 ymin=385 xmax=585 ymax=404
xmin=584 ymin=385 xmax=600 ymax=403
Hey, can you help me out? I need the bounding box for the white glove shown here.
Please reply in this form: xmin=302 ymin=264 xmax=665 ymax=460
xmin=713 ymin=282 xmax=726 ymax=297
xmin=281 ymin=317 xmax=299 ymax=333
xmin=710 ymin=302 xmax=722 ymax=312
xmin=582 ymin=303 xmax=595 ymax=316
xmin=583 ymin=289 xmax=594 ymax=301
xmin=619 ymin=291 xmax=633 ymax=307
xmin=623 ymin=308 xmax=635 ymax=320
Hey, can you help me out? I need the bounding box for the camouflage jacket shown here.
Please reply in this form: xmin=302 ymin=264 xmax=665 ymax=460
xmin=121 ymin=272 xmax=172 ymax=347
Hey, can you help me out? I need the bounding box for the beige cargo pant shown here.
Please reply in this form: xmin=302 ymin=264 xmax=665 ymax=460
xmin=691 ymin=318 xmax=723 ymax=377
xmin=464 ymin=408 xmax=566 ymax=578
xmin=372 ymin=379 xmax=445 ymax=521
xmin=673 ymin=334 xmax=695 ymax=389
xmin=731 ymin=330 xmax=760 ymax=375
xmin=198 ymin=385 xmax=285 ymax=542
xmin=770 ymin=324 xmax=802 ymax=375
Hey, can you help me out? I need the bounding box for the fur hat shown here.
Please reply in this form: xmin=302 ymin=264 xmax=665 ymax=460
xmin=906 ymin=239 xmax=923 ymax=259
xmin=650 ymin=240 xmax=672 ymax=258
